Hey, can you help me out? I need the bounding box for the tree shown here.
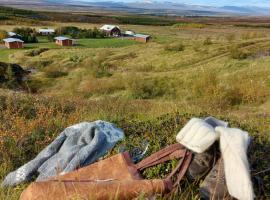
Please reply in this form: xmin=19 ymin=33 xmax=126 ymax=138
xmin=0 ymin=29 xmax=7 ymax=40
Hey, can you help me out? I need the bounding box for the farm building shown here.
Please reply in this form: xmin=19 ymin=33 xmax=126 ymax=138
xmin=3 ymin=38 xmax=24 ymax=49
xmin=39 ymin=29 xmax=55 ymax=35
xmin=100 ymin=25 xmax=121 ymax=37
xmin=54 ymin=36 xmax=74 ymax=46
xmin=131 ymin=34 xmax=151 ymax=43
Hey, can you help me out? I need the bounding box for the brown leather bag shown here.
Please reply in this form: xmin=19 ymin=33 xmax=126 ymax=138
xmin=20 ymin=144 xmax=192 ymax=200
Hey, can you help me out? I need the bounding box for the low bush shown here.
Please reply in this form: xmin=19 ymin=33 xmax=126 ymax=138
xmin=45 ymin=70 xmax=68 ymax=78
xmin=241 ymin=32 xmax=266 ymax=40
xmin=172 ymin=23 xmax=206 ymax=29
xmin=12 ymin=27 xmax=38 ymax=43
xmin=92 ymin=65 xmax=112 ymax=78
xmin=25 ymin=48 xmax=49 ymax=57
xmin=229 ymin=45 xmax=250 ymax=59
xmin=203 ymin=37 xmax=212 ymax=45
xmin=164 ymin=43 xmax=185 ymax=52
xmin=55 ymin=26 xmax=105 ymax=39
xmin=192 ymin=71 xmax=236 ymax=110
xmin=192 ymin=71 xmax=268 ymax=109
xmin=90 ymin=51 xmax=113 ymax=78
xmin=225 ymin=33 xmax=235 ymax=42
xmin=69 ymin=55 xmax=83 ymax=63
xmin=230 ymin=79 xmax=267 ymax=104
xmin=127 ymin=76 xmax=175 ymax=99
xmin=0 ymin=29 xmax=7 ymax=40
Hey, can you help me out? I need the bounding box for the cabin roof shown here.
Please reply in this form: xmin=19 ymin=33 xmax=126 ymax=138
xmin=39 ymin=29 xmax=55 ymax=33
xmin=134 ymin=34 xmax=150 ymax=39
xmin=100 ymin=25 xmax=120 ymax=31
xmin=3 ymin=38 xmax=24 ymax=43
xmin=54 ymin=36 xmax=72 ymax=41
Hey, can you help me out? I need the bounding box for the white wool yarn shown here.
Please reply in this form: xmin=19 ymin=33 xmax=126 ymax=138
xmin=216 ymin=127 xmax=255 ymax=200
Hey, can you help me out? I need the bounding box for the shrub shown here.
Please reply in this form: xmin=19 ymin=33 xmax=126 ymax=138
xmin=191 ymin=71 xmax=245 ymax=109
xmin=229 ymin=45 xmax=249 ymax=59
xmin=241 ymin=32 xmax=266 ymax=40
xmin=69 ymin=55 xmax=83 ymax=63
xmin=12 ymin=27 xmax=38 ymax=43
xmin=127 ymin=76 xmax=175 ymax=99
xmin=164 ymin=43 xmax=185 ymax=52
xmin=0 ymin=14 xmax=9 ymax=20
xmin=0 ymin=29 xmax=7 ymax=40
xmin=225 ymin=33 xmax=235 ymax=42
xmin=203 ymin=37 xmax=212 ymax=45
xmin=172 ymin=23 xmax=206 ymax=29
xmin=230 ymin=79 xmax=267 ymax=104
xmin=192 ymin=71 xmax=267 ymax=110
xmin=92 ymin=65 xmax=112 ymax=78
xmin=47 ymin=34 xmax=56 ymax=42
xmin=90 ymin=51 xmax=113 ymax=78
xmin=55 ymin=26 xmax=105 ymax=39
xmin=25 ymin=48 xmax=49 ymax=57
xmin=45 ymin=70 xmax=68 ymax=78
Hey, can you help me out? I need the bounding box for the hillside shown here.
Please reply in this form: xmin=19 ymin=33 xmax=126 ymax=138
xmin=0 ymin=7 xmax=270 ymax=200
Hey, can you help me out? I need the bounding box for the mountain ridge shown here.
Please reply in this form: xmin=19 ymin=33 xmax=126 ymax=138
xmin=0 ymin=0 xmax=270 ymax=16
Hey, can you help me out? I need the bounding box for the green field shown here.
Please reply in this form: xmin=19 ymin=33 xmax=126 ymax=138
xmin=1 ymin=14 xmax=270 ymax=200
xmin=0 ymin=37 xmax=139 ymax=62
xmin=77 ymin=38 xmax=139 ymax=48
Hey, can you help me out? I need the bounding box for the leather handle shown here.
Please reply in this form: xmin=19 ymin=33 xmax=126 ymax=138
xmin=135 ymin=143 xmax=193 ymax=191
xmin=135 ymin=143 xmax=186 ymax=170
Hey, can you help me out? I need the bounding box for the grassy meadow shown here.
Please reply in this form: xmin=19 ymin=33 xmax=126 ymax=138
xmin=0 ymin=19 xmax=270 ymax=199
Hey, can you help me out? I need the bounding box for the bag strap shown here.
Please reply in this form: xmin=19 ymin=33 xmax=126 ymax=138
xmin=135 ymin=143 xmax=193 ymax=189
xmin=166 ymin=150 xmax=192 ymax=187
xmin=135 ymin=143 xmax=186 ymax=170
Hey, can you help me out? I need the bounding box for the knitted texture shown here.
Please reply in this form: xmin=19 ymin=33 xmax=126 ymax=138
xmin=2 ymin=120 xmax=124 ymax=187
xmin=176 ymin=117 xmax=227 ymax=153
xmin=216 ymin=127 xmax=254 ymax=200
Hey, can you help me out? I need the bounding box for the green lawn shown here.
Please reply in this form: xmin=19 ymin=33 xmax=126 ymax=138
xmin=0 ymin=48 xmax=21 ymax=62
xmin=76 ymin=38 xmax=139 ymax=48
xmin=0 ymin=38 xmax=139 ymax=62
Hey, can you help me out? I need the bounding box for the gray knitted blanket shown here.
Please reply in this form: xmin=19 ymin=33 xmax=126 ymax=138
xmin=2 ymin=120 xmax=124 ymax=187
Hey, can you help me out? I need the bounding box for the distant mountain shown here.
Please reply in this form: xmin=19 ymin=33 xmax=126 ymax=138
xmin=0 ymin=0 xmax=270 ymax=16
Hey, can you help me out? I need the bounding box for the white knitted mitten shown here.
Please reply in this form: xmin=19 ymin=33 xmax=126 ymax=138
xmin=176 ymin=117 xmax=227 ymax=153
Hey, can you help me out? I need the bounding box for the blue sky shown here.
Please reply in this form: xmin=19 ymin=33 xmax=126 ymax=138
xmin=80 ymin=0 xmax=270 ymax=7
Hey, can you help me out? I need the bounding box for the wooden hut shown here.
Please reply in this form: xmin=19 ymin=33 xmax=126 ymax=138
xmin=131 ymin=34 xmax=151 ymax=43
xmin=100 ymin=25 xmax=121 ymax=37
xmin=3 ymin=38 xmax=24 ymax=49
xmin=54 ymin=36 xmax=73 ymax=46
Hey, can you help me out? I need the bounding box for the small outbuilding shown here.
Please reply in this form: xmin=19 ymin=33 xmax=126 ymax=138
xmin=100 ymin=25 xmax=121 ymax=37
xmin=39 ymin=29 xmax=55 ymax=35
xmin=131 ymin=34 xmax=151 ymax=43
xmin=54 ymin=36 xmax=73 ymax=46
xmin=3 ymin=38 xmax=24 ymax=49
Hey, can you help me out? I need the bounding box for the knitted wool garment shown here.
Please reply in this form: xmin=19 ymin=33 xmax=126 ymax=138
xmin=2 ymin=120 xmax=124 ymax=187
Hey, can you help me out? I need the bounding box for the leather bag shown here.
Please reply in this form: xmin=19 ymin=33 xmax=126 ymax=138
xmin=20 ymin=143 xmax=192 ymax=200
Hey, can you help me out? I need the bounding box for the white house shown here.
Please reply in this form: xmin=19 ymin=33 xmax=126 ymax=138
xmin=38 ymin=29 xmax=55 ymax=35
xmin=100 ymin=25 xmax=121 ymax=37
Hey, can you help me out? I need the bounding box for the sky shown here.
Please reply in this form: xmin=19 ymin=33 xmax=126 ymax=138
xmin=80 ymin=0 xmax=270 ymax=7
